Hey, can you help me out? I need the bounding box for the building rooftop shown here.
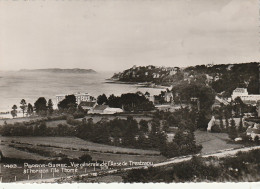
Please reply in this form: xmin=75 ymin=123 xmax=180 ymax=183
xmin=105 ymin=107 xmax=123 ymax=111
xmin=56 ymin=92 xmax=91 ymax=97
xmin=247 ymin=128 xmax=260 ymax=134
xmin=79 ymin=101 xmax=96 ymax=107
xmin=233 ymin=88 xmax=248 ymax=94
xmin=215 ymin=96 xmax=229 ymax=105
xmin=56 ymin=94 xmax=67 ymax=97
xmin=93 ymin=105 xmax=109 ymax=111
xmin=74 ymin=92 xmax=90 ymax=96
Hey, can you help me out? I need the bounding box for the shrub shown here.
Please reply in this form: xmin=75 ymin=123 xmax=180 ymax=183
xmin=254 ymin=135 xmax=260 ymax=143
xmin=73 ymin=112 xmax=85 ymax=119
xmin=79 ymin=154 xmax=92 ymax=162
xmin=240 ymin=133 xmax=252 ymax=142
xmin=211 ymin=124 xmax=222 ymax=133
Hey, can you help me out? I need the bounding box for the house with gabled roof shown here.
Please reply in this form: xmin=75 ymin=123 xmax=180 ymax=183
xmin=212 ymin=96 xmax=229 ymax=109
xmin=246 ymin=123 xmax=260 ymax=140
xmin=88 ymin=105 xmax=123 ymax=114
xmin=230 ymin=88 xmax=260 ymax=104
xmin=88 ymin=105 xmax=108 ymax=114
xmin=78 ymin=101 xmax=96 ymax=111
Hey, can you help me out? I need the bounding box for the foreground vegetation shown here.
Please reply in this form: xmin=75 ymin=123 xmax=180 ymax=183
xmin=123 ymin=149 xmax=260 ymax=182
xmin=1 ymin=108 xmax=203 ymax=158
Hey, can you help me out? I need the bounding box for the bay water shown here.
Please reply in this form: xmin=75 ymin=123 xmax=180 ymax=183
xmin=0 ymin=71 xmax=165 ymax=116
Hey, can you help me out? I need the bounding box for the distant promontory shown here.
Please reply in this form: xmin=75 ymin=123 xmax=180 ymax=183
xmin=111 ymin=62 xmax=260 ymax=97
xmin=19 ymin=68 xmax=97 ymax=74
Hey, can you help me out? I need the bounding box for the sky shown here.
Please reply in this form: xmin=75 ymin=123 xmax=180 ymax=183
xmin=0 ymin=0 xmax=259 ymax=72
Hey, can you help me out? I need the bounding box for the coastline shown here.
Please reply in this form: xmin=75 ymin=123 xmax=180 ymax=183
xmin=0 ymin=75 xmax=168 ymax=119
xmin=105 ymin=78 xmax=170 ymax=89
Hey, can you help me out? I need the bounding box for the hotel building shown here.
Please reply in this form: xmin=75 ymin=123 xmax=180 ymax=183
xmin=56 ymin=92 xmax=96 ymax=105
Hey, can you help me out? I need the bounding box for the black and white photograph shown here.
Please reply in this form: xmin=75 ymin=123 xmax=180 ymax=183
xmin=0 ymin=0 xmax=260 ymax=185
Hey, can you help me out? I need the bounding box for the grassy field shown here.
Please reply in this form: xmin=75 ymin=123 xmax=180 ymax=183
xmin=0 ymin=131 xmax=243 ymax=159
xmin=0 ymin=136 xmax=160 ymax=155
xmin=0 ymin=135 xmax=165 ymax=182
xmin=0 ymin=117 xmax=71 ymax=128
xmin=0 ymin=143 xmax=49 ymax=160
xmin=0 ymin=130 xmax=246 ymax=183
xmin=0 ymin=117 xmax=42 ymax=126
xmin=195 ymin=130 xmax=243 ymax=154
xmin=0 ymin=115 xmax=152 ymax=127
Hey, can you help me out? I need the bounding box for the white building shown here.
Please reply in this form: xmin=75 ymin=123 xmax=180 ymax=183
xmin=103 ymin=107 xmax=124 ymax=114
xmin=230 ymin=88 xmax=260 ymax=104
xmin=164 ymin=92 xmax=173 ymax=103
xmin=152 ymin=73 xmax=160 ymax=78
xmin=207 ymin=116 xmax=244 ymax=132
xmin=78 ymin=101 xmax=96 ymax=110
xmin=169 ymin=70 xmax=177 ymax=75
xmin=88 ymin=105 xmax=123 ymax=114
xmin=56 ymin=92 xmax=96 ymax=105
xmin=246 ymin=123 xmax=260 ymax=140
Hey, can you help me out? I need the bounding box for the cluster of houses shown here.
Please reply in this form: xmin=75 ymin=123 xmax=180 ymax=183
xmin=144 ymin=91 xmax=173 ymax=104
xmin=183 ymin=72 xmax=220 ymax=85
xmin=228 ymin=88 xmax=260 ymax=105
xmin=124 ymin=65 xmax=181 ymax=79
xmin=208 ymin=87 xmax=260 ymax=140
xmin=56 ymin=92 xmax=124 ymax=115
xmin=56 ymin=89 xmax=177 ymax=115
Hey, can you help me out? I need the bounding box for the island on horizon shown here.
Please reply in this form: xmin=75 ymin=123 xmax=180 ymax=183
xmin=19 ymin=68 xmax=97 ymax=74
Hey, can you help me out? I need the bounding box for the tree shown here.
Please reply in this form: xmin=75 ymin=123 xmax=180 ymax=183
xmin=47 ymin=99 xmax=54 ymax=115
xmin=79 ymin=154 xmax=92 ymax=162
xmin=34 ymin=97 xmax=47 ymax=116
xmin=97 ymin=94 xmax=108 ymax=105
xmin=20 ymin=99 xmax=27 ymax=117
xmin=171 ymin=82 xmax=215 ymax=130
xmin=224 ymin=107 xmax=231 ymax=129
xmin=58 ymin=95 xmax=77 ymax=112
xmin=238 ymin=117 xmax=244 ymax=133
xmin=107 ymin=92 xmax=155 ymax=112
xmin=219 ymin=117 xmax=224 ymax=130
xmin=228 ymin=119 xmax=238 ymax=140
xmin=120 ymin=93 xmax=154 ymax=112
xmin=107 ymin=94 xmax=121 ymax=108
xmin=27 ymin=103 xmax=34 ymax=116
xmin=254 ymin=135 xmax=259 ymax=143
xmin=233 ymin=97 xmax=244 ymax=117
xmin=219 ymin=105 xmax=224 ymax=130
xmin=68 ymin=103 xmax=77 ymax=114
xmin=39 ymin=122 xmax=47 ymax=136
xmin=161 ymin=129 xmax=202 ymax=158
xmin=139 ymin=120 xmax=149 ymax=133
xmin=144 ymin=91 xmax=150 ymax=97
xmin=172 ymin=82 xmax=215 ymax=111
xmin=196 ymin=110 xmax=209 ymax=130
xmin=137 ymin=132 xmax=147 ymax=148
xmin=11 ymin=105 xmax=17 ymax=118
xmin=211 ymin=124 xmax=221 ymax=133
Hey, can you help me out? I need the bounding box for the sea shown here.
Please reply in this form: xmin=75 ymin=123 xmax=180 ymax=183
xmin=0 ymin=71 xmax=166 ymax=118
